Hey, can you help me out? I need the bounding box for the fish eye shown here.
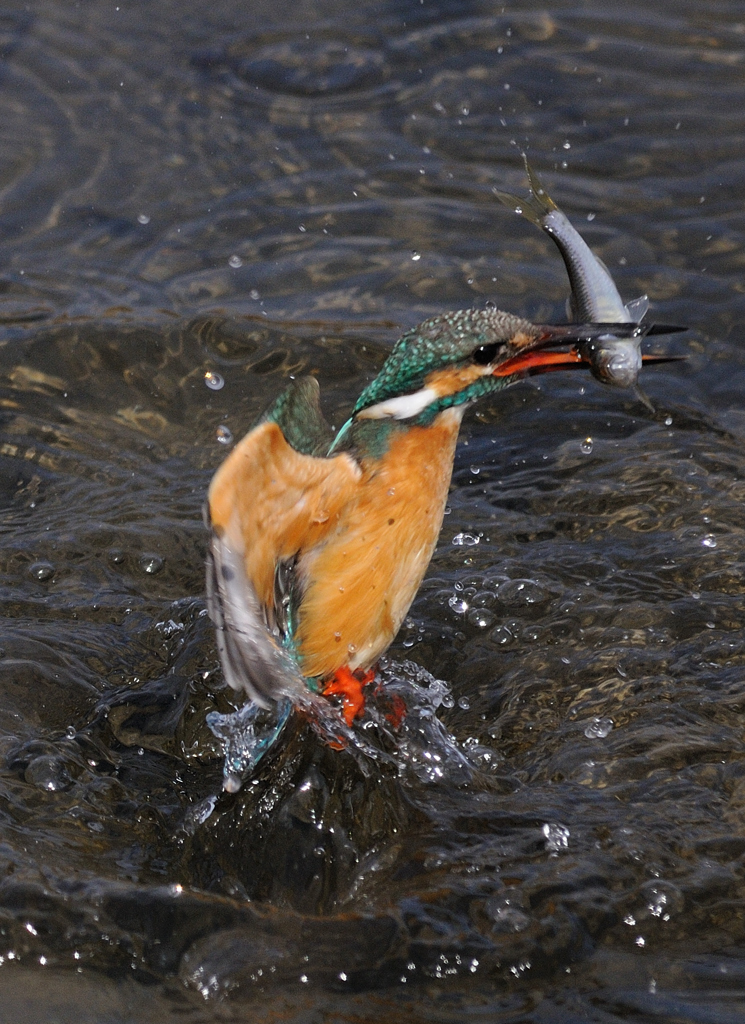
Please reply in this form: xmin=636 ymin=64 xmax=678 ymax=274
xmin=472 ymin=342 xmax=500 ymax=365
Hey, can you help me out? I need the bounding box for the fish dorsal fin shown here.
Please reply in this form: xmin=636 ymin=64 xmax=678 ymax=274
xmin=264 ymin=376 xmax=335 ymax=456
xmin=624 ymin=294 xmax=649 ymax=323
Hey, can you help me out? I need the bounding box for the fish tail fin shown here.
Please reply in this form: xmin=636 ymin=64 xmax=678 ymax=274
xmin=493 ymin=153 xmax=559 ymax=227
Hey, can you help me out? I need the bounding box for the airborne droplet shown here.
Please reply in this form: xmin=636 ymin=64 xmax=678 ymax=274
xmin=29 ymin=562 xmax=55 ymax=582
xmin=139 ymin=554 xmax=164 ymax=575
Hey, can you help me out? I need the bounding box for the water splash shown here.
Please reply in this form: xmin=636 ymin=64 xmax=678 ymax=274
xmin=207 ymin=699 xmax=292 ymax=792
xmin=204 ymin=659 xmax=483 ymax=793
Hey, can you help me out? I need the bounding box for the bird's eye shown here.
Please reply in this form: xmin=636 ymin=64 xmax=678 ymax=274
xmin=472 ymin=342 xmax=500 ymax=365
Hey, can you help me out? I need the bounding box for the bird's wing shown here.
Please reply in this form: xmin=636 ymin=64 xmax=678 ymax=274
xmin=206 ymin=418 xmax=361 ymax=705
xmin=206 ymin=533 xmax=305 ymax=708
xmin=263 ymin=375 xmax=336 ymax=456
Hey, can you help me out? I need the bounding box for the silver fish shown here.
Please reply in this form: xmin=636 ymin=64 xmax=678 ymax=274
xmin=495 ymin=158 xmax=650 ymax=388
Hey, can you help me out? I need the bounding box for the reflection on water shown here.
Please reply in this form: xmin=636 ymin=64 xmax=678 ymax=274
xmin=1 ymin=0 xmax=745 ymax=1021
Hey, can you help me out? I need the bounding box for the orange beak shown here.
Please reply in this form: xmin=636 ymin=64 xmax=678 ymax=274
xmin=492 ymin=347 xmax=584 ymax=377
xmin=492 ymin=323 xmax=686 ymax=379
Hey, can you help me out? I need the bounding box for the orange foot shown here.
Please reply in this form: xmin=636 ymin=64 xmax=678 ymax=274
xmin=322 ymin=666 xmax=376 ymax=727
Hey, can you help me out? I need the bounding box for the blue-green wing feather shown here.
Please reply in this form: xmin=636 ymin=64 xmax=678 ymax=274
xmin=263 ymin=376 xmax=335 ymax=457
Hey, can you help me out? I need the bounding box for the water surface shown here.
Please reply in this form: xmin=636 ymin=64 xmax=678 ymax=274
xmin=1 ymin=1 xmax=745 ymax=1021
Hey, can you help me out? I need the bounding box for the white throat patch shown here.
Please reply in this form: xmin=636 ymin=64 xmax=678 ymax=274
xmin=356 ymin=386 xmax=439 ymax=421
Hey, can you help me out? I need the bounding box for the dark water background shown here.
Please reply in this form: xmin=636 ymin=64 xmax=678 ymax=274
xmin=1 ymin=0 xmax=745 ymax=1020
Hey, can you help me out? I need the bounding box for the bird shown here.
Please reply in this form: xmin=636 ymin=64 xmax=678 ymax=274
xmin=205 ymin=307 xmax=670 ymax=731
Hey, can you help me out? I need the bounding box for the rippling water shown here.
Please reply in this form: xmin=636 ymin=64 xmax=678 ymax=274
xmin=1 ymin=1 xmax=745 ymax=1021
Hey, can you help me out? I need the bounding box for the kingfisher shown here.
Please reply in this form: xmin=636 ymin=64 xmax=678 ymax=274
xmin=206 ymin=307 xmax=676 ymax=730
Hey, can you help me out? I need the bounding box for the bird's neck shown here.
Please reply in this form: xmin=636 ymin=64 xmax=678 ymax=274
xmin=331 ymin=415 xmax=406 ymax=463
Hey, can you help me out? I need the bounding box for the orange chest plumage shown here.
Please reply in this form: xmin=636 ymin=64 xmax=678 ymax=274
xmin=207 ymin=406 xmax=462 ymax=682
xmin=295 ymin=406 xmax=462 ymax=678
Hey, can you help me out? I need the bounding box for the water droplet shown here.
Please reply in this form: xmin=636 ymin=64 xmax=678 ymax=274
xmin=411 ymin=251 xmax=421 ymax=261
xmin=701 ymin=534 xmax=717 ymax=549
xmin=640 ymin=879 xmax=684 ymax=920
xmin=25 ymin=755 xmax=72 ymax=792
xmin=29 ymin=562 xmax=54 ymax=582
xmin=228 ymin=255 xmax=243 ymax=268
xmin=298 ymin=224 xmax=306 ymax=232
xmin=216 ymin=425 xmax=233 ymax=445
xmin=204 ymin=370 xmax=224 ymax=391
xmin=470 ymin=465 xmax=480 ymax=475
xmin=448 ymin=595 xmax=469 ymax=614
xmin=249 ymin=288 xmax=260 ymax=300
xmin=542 ymin=822 xmax=569 ymax=852
xmin=664 ymin=415 xmax=673 ymax=426
xmin=562 ymin=141 xmax=571 ymax=149
xmin=467 ymin=608 xmax=495 ymax=629
xmin=139 ymin=554 xmax=164 ymax=575
xmin=137 ymin=213 xmax=150 ymax=225
xmin=497 ymin=578 xmax=547 ymax=606
xmin=457 ymin=696 xmax=471 ymax=710
xmin=347 ymin=643 xmax=357 ymax=654
xmin=580 ymin=437 xmax=593 ymax=454
xmin=584 ymin=716 xmax=614 ymax=739
xmin=108 ymin=549 xmax=125 ymax=565
xmin=452 ymin=532 xmax=479 ymax=546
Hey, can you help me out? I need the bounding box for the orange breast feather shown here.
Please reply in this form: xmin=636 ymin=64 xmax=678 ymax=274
xmin=295 ymin=408 xmax=462 ymax=678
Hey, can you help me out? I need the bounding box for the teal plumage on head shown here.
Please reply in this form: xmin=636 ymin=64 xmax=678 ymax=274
xmin=353 ymin=308 xmax=536 ymax=417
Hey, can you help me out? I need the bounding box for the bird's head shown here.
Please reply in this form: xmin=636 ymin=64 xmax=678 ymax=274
xmin=352 ymin=307 xmax=597 ymax=425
